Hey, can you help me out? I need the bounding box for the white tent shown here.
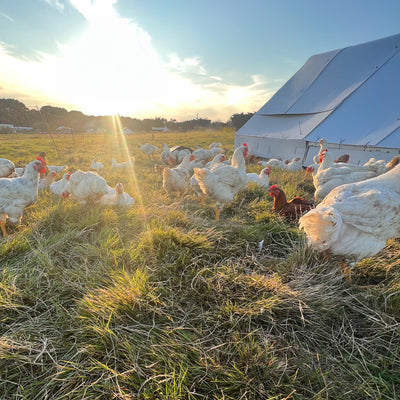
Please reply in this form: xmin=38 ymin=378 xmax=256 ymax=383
xmin=235 ymin=33 xmax=400 ymax=165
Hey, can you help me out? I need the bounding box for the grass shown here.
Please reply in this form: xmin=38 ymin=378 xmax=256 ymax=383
xmin=0 ymin=128 xmax=399 ymax=399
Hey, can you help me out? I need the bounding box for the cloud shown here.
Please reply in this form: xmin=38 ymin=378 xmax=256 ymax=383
xmin=0 ymin=0 xmax=273 ymax=121
xmin=41 ymin=0 xmax=65 ymax=12
xmin=166 ymin=54 xmax=207 ymax=76
xmin=0 ymin=13 xmax=15 ymax=22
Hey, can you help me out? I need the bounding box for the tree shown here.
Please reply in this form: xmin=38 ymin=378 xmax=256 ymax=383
xmin=0 ymin=98 xmax=31 ymax=126
xmin=228 ymin=112 xmax=254 ymax=130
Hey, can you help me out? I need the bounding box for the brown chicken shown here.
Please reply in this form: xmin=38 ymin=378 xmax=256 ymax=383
xmin=269 ymin=185 xmax=315 ymax=221
xmin=334 ymin=154 xmax=350 ymax=163
xmin=386 ymin=155 xmax=399 ymax=170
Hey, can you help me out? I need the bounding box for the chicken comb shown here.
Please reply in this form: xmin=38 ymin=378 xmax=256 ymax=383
xmin=243 ymin=143 xmax=248 ymax=147
xmin=269 ymin=184 xmax=278 ymax=191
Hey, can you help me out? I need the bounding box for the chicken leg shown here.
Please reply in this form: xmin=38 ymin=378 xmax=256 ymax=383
xmin=341 ymin=260 xmax=354 ymax=282
xmin=0 ymin=218 xmax=7 ymax=237
xmin=215 ymin=206 xmax=220 ymax=221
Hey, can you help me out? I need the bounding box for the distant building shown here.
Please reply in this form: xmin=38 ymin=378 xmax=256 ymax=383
xmin=0 ymin=123 xmax=16 ymax=133
xmin=152 ymin=126 xmax=169 ymax=132
xmin=56 ymin=126 xmax=73 ymax=134
xmin=15 ymin=126 xmax=34 ymax=132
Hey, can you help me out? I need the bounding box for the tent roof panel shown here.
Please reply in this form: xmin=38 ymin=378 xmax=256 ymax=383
xmin=287 ymin=34 xmax=400 ymax=114
xmin=305 ymin=50 xmax=400 ymax=147
xmin=258 ymin=34 xmax=400 ymax=117
xmin=257 ymin=49 xmax=340 ymax=115
xmin=378 ymin=128 xmax=400 ymax=147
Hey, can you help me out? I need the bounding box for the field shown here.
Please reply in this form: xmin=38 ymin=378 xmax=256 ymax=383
xmin=0 ymin=128 xmax=399 ymax=399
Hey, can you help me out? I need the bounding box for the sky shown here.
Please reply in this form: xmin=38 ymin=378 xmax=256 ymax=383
xmin=0 ymin=0 xmax=399 ymax=122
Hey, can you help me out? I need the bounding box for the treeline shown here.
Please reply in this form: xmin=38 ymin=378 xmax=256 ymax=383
xmin=0 ymin=98 xmax=254 ymax=133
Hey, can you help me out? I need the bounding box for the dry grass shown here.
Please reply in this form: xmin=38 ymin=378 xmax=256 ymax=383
xmin=0 ymin=129 xmax=399 ymax=399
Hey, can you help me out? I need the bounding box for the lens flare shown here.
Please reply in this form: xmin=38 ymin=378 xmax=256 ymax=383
xmin=111 ymin=114 xmax=145 ymax=214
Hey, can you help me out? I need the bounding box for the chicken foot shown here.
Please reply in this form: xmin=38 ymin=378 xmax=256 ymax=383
xmin=0 ymin=216 xmax=7 ymax=237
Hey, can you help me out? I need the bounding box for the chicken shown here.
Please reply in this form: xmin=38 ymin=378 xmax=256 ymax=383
xmin=188 ymin=159 xmax=207 ymax=175
xmin=48 ymin=165 xmax=68 ymax=173
xmin=192 ymin=146 xmax=223 ymax=162
xmin=170 ymin=146 xmax=193 ymax=164
xmin=138 ymin=143 xmax=158 ymax=159
xmin=90 ymin=158 xmax=104 ymax=171
xmin=0 ymin=158 xmax=15 ymax=177
xmin=318 ymin=138 xmax=328 ymax=155
xmin=209 ymin=142 xmax=222 ymax=149
xmin=313 ymin=150 xmax=376 ymax=201
xmin=193 ymin=143 xmax=249 ymax=220
xmin=334 ymin=154 xmax=350 ymax=163
xmin=38 ymin=171 xmax=58 ymax=191
xmin=15 ymin=167 xmax=25 ymax=176
xmin=258 ymin=158 xmax=289 ymax=169
xmin=162 ymin=154 xmax=196 ymax=195
xmin=161 ymin=143 xmax=172 ymax=164
xmin=363 ymin=156 xmax=400 ymax=176
xmin=204 ymin=154 xmax=227 ymax=169
xmin=50 ymin=172 xmax=72 ymax=196
xmin=100 ymin=182 xmax=134 ymax=208
xmin=285 ymin=157 xmax=303 ymax=171
xmin=246 ymin=166 xmax=271 ymax=188
xmin=269 ymin=185 xmax=314 ymax=221
xmin=60 ymin=170 xmax=110 ymax=204
xmin=111 ymin=157 xmax=133 ymax=170
xmin=190 ymin=154 xmax=226 ymax=203
xmin=385 ymin=155 xmax=400 ymax=170
xmin=161 ymin=144 xmax=193 ymax=165
xmin=0 ymin=159 xmax=43 ymax=236
xmin=299 ymin=163 xmax=400 ymax=280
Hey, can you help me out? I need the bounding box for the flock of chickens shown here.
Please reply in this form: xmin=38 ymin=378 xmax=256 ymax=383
xmin=1 ymin=136 xmax=400 ymax=281
xmin=0 ymin=156 xmax=134 ymax=237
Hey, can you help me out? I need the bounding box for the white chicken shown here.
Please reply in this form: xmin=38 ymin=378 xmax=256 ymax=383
xmin=50 ymin=172 xmax=72 ymax=196
xmin=313 ymin=150 xmax=376 ymax=201
xmin=299 ymin=163 xmax=400 ymax=280
xmin=257 ymin=158 xmax=289 ymax=169
xmin=162 ymin=154 xmax=196 ymax=195
xmin=285 ymin=157 xmax=303 ymax=171
xmin=246 ymin=166 xmax=271 ymax=187
xmin=90 ymin=158 xmax=105 ymax=171
xmin=190 ymin=154 xmax=226 ymax=203
xmin=192 ymin=146 xmax=223 ymax=162
xmin=38 ymin=171 xmax=58 ymax=191
xmin=0 ymin=158 xmax=15 ymax=177
xmin=100 ymin=182 xmax=134 ymax=208
xmin=111 ymin=157 xmax=134 ymax=170
xmin=138 ymin=143 xmax=158 ymax=159
xmin=48 ymin=165 xmax=68 ymax=173
xmin=15 ymin=167 xmax=25 ymax=176
xmin=0 ymin=159 xmax=43 ymax=236
xmin=305 ymin=154 xmax=322 ymax=176
xmin=188 ymin=159 xmax=207 ymax=175
xmin=61 ymin=170 xmax=110 ymax=204
xmin=161 ymin=144 xmax=193 ymax=165
xmin=193 ymin=143 xmax=249 ymax=220
xmin=363 ymin=156 xmax=399 ymax=176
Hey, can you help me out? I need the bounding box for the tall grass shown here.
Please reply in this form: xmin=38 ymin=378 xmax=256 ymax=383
xmin=0 ymin=129 xmax=399 ymax=399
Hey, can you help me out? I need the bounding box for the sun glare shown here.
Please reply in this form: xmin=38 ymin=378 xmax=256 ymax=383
xmin=111 ymin=114 xmax=146 ymax=213
xmin=0 ymin=0 xmax=269 ymax=120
